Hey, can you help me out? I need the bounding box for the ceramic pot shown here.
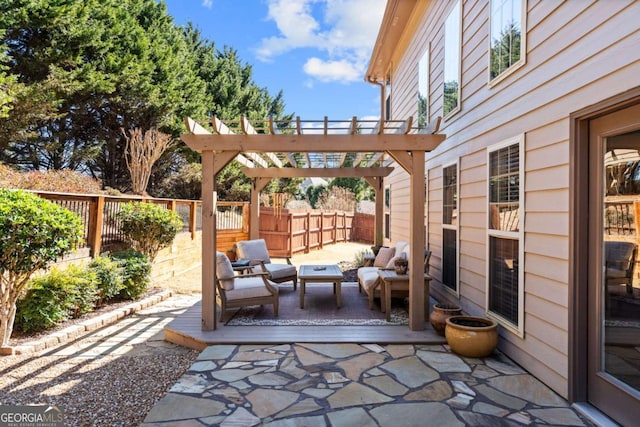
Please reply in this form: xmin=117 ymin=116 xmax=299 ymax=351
xmin=429 ymin=303 xmax=462 ymax=336
xmin=445 ymin=316 xmax=498 ymax=358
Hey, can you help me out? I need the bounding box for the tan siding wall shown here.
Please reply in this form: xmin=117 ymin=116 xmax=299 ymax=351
xmin=385 ymin=0 xmax=640 ymax=398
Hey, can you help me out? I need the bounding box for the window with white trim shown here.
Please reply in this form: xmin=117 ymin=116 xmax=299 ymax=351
xmin=489 ymin=0 xmax=526 ymax=83
xmin=418 ymin=48 xmax=429 ymax=129
xmin=442 ymin=162 xmax=458 ymax=292
xmin=487 ymin=136 xmax=524 ymax=334
xmin=443 ymin=0 xmax=461 ymax=118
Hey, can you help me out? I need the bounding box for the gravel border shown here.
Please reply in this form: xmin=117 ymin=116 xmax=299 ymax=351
xmin=1 ymin=290 xmax=174 ymax=356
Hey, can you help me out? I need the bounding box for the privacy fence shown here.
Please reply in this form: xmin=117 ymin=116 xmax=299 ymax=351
xmin=31 ymin=191 xmax=374 ymax=260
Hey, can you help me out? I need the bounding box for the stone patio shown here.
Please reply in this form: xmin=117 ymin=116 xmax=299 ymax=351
xmin=142 ymin=343 xmax=594 ymax=426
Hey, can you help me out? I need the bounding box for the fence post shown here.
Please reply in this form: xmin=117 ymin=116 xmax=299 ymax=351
xmin=333 ymin=212 xmax=338 ymax=244
xmin=305 ymin=212 xmax=311 ymax=253
xmin=190 ymin=201 xmax=198 ymax=239
xmin=319 ymin=212 xmax=324 ymax=249
xmin=242 ymin=203 xmax=250 ymax=233
xmin=288 ymin=212 xmax=293 ymax=257
xmin=88 ymin=196 xmax=105 ymax=257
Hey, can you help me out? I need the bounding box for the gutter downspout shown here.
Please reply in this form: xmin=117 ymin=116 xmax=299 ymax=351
xmin=366 ymin=76 xmax=386 ymax=132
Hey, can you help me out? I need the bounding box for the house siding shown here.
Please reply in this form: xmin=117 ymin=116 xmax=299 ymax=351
xmin=384 ymin=0 xmax=640 ymax=398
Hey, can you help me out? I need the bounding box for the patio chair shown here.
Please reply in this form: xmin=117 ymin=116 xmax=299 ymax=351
xmin=605 ymin=240 xmax=637 ymax=295
xmin=234 ymin=239 xmax=298 ymax=290
xmin=215 ymin=251 xmax=279 ymax=321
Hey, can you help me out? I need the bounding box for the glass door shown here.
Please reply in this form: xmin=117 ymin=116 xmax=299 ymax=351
xmin=588 ymin=103 xmax=640 ymax=426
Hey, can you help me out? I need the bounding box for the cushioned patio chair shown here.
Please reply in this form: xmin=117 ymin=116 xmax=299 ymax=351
xmin=605 ymin=240 xmax=637 ymax=295
xmin=234 ymin=239 xmax=298 ymax=290
xmin=357 ymin=241 xmax=431 ymax=310
xmin=215 ymin=251 xmax=279 ymax=321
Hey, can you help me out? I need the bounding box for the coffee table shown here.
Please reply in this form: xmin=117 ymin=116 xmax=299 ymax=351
xmin=298 ymin=264 xmax=344 ymax=309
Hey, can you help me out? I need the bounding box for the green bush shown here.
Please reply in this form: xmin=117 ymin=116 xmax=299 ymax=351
xmin=117 ymin=202 xmax=183 ymax=261
xmin=14 ymin=265 xmax=98 ymax=333
xmin=112 ymin=250 xmax=151 ymax=300
xmin=0 ymin=189 xmax=84 ymax=345
xmin=88 ymin=255 xmax=125 ymax=305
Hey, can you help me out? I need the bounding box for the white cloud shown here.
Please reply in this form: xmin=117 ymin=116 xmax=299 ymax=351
xmin=202 ymin=0 xmax=213 ymax=9
xmin=255 ymin=0 xmax=386 ymax=83
xmin=303 ymin=57 xmax=361 ymax=83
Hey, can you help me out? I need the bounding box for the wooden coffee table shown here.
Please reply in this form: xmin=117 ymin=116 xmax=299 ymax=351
xmin=298 ymin=264 xmax=344 ymax=309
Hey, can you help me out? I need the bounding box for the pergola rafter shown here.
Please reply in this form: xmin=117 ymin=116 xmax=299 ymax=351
xmin=181 ymin=115 xmax=445 ymax=333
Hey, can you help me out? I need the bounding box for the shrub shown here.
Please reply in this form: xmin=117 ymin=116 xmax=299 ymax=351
xmin=14 ymin=265 xmax=98 ymax=333
xmin=117 ymin=202 xmax=183 ymax=261
xmin=88 ymin=255 xmax=125 ymax=305
xmin=112 ymin=250 xmax=151 ymax=300
xmin=0 ymin=189 xmax=83 ymax=345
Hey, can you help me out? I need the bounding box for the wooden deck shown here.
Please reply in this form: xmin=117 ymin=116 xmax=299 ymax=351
xmin=165 ymin=300 xmax=446 ymax=351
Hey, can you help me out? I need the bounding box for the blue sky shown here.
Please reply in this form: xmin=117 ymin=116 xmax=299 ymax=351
xmin=162 ymin=0 xmax=386 ymax=121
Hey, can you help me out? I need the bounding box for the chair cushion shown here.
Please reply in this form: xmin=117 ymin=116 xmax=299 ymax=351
xmin=225 ymin=277 xmax=277 ymax=301
xmin=394 ymin=241 xmax=408 ymax=256
xmin=357 ymin=267 xmax=381 ymax=293
xmin=264 ymin=263 xmax=297 ymax=280
xmin=236 ymin=239 xmax=271 ymax=264
xmin=216 ymin=251 xmax=235 ymax=290
xmin=374 ymin=247 xmax=395 ymax=267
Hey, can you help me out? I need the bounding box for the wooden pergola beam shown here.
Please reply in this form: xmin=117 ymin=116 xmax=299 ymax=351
xmin=181 ymin=133 xmax=445 ymax=152
xmin=241 ymin=166 xmax=393 ymax=178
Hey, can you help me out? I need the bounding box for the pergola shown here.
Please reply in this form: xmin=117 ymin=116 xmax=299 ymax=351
xmin=181 ymin=115 xmax=445 ymax=331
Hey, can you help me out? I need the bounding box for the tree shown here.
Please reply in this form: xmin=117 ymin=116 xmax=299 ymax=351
xmin=0 ymin=189 xmax=83 ymax=346
xmin=124 ymin=128 xmax=173 ymax=195
xmin=316 ymin=186 xmax=357 ymax=212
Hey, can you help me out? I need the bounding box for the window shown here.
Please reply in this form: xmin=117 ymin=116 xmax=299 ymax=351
xmin=384 ymin=185 xmax=391 ymax=240
xmin=442 ymin=162 xmax=458 ymax=293
xmin=443 ymin=0 xmax=461 ymax=118
xmin=487 ymin=136 xmax=524 ymax=334
xmin=489 ymin=0 xmax=526 ymax=83
xmin=418 ymin=48 xmax=429 ymax=129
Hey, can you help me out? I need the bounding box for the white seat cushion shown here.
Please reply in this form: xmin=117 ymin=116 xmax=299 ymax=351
xmin=236 ymin=239 xmax=271 ymax=263
xmin=358 ymin=267 xmax=381 ymax=292
xmin=263 ymin=263 xmax=297 ymax=280
xmin=225 ymin=277 xmax=277 ymax=301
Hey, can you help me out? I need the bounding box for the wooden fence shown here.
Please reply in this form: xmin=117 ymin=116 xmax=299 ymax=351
xmin=258 ymin=207 xmax=372 ymax=257
xmin=31 ymin=191 xmax=373 ymax=260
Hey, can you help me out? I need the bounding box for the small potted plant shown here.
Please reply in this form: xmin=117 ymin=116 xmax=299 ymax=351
xmin=393 ymin=258 xmax=408 ymax=275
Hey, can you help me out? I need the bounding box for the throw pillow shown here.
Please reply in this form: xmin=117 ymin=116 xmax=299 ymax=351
xmin=374 ymin=246 xmax=395 ymax=267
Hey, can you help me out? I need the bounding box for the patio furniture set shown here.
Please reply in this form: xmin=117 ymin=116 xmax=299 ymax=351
xmin=214 ymin=238 xmax=432 ymax=322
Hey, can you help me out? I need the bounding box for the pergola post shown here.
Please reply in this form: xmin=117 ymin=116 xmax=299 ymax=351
xmin=201 ymin=151 xmax=216 ymax=330
xmin=365 ymin=176 xmax=384 ymax=247
xmin=408 ymin=150 xmax=426 ymax=330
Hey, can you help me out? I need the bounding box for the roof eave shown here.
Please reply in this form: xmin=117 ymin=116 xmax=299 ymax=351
xmin=365 ymin=0 xmax=419 ymax=83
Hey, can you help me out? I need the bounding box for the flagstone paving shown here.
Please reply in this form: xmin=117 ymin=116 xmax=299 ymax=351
xmin=141 ymin=343 xmax=595 ymax=426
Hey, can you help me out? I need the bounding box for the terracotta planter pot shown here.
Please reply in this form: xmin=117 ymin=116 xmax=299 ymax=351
xmin=445 ymin=316 xmax=498 ymax=358
xmin=429 ymin=303 xmax=462 ymax=336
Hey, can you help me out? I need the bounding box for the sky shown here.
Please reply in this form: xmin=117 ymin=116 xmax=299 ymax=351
xmin=162 ymin=0 xmax=387 ymax=121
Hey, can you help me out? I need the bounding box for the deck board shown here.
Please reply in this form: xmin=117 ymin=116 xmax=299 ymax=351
xmin=165 ymin=300 xmax=446 ymax=350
